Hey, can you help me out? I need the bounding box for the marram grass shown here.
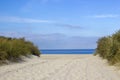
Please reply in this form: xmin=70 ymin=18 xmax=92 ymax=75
xmin=0 ymin=36 xmax=40 ymax=63
xmin=95 ymin=30 xmax=120 ymax=65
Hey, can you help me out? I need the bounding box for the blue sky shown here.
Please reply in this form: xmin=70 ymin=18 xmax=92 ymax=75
xmin=0 ymin=0 xmax=120 ymax=49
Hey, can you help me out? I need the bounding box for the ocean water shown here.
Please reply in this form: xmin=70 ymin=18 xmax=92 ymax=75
xmin=40 ymin=49 xmax=95 ymax=54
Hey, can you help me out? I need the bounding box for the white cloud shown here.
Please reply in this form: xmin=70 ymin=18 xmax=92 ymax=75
xmin=29 ymin=34 xmax=98 ymax=49
xmin=0 ymin=16 xmax=52 ymax=23
xmin=90 ymin=14 xmax=119 ymax=18
xmin=0 ymin=16 xmax=82 ymax=29
xmin=0 ymin=32 xmax=98 ymax=49
xmin=54 ymin=23 xmax=82 ymax=29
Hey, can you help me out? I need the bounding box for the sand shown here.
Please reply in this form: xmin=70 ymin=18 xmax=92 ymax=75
xmin=0 ymin=54 xmax=120 ymax=80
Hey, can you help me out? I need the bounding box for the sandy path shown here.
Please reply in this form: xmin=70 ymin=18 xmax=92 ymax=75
xmin=0 ymin=54 xmax=120 ymax=80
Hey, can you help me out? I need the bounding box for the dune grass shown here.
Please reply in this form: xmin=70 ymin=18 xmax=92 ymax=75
xmin=0 ymin=36 xmax=40 ymax=63
xmin=95 ymin=30 xmax=120 ymax=65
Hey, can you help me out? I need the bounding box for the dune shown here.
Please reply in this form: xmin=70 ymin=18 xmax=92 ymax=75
xmin=0 ymin=54 xmax=120 ymax=80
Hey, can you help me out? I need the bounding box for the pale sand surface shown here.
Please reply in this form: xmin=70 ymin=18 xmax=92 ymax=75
xmin=0 ymin=54 xmax=120 ymax=80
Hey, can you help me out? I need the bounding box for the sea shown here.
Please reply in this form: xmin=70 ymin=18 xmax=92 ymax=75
xmin=40 ymin=49 xmax=95 ymax=54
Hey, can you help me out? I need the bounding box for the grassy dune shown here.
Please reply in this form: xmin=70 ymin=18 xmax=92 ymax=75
xmin=95 ymin=30 xmax=120 ymax=65
xmin=0 ymin=36 xmax=40 ymax=64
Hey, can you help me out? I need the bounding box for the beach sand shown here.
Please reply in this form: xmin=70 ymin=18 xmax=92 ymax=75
xmin=0 ymin=54 xmax=120 ymax=80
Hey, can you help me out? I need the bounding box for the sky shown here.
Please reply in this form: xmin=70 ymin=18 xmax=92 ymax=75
xmin=0 ymin=0 xmax=120 ymax=49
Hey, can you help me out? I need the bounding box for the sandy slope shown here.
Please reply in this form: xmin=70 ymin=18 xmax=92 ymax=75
xmin=0 ymin=54 xmax=120 ymax=80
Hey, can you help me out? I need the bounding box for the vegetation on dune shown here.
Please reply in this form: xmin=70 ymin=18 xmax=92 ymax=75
xmin=95 ymin=30 xmax=120 ymax=65
xmin=0 ymin=36 xmax=40 ymax=63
